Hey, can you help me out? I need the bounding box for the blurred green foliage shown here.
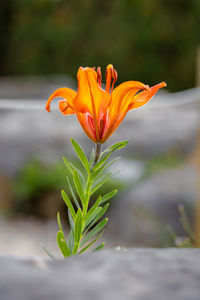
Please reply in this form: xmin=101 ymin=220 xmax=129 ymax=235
xmin=1 ymin=0 xmax=200 ymax=91
xmin=12 ymin=159 xmax=125 ymax=216
xmin=143 ymin=151 xmax=183 ymax=178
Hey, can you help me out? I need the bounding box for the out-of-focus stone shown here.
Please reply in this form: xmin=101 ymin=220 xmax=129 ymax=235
xmin=37 ymin=191 xmax=63 ymax=219
xmin=108 ymin=164 xmax=198 ymax=247
xmin=0 ymin=249 xmax=200 ymax=300
xmin=0 ymin=88 xmax=200 ymax=175
xmin=0 ymin=75 xmax=75 ymax=99
xmin=0 ymin=174 xmax=13 ymax=212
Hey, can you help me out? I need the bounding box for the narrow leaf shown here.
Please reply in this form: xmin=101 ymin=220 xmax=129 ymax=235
xmin=63 ymin=157 xmax=74 ymax=175
xmin=75 ymin=208 xmax=83 ymax=243
xmin=66 ymin=176 xmax=80 ymax=209
xmin=89 ymin=148 xmax=95 ymax=167
xmin=91 ymin=173 xmax=112 ymax=195
xmin=41 ymin=244 xmax=55 ymax=260
xmin=100 ymin=189 xmax=117 ymax=204
xmin=71 ymin=139 xmax=90 ymax=173
xmin=92 ymin=152 xmax=111 ymax=172
xmin=68 ymin=209 xmax=74 ymax=234
xmin=79 ymin=231 xmax=104 ymax=254
xmin=92 ymin=140 xmax=128 ymax=172
xmin=86 ymin=203 xmax=109 ymax=232
xmin=93 ymin=243 xmax=105 ymax=252
xmin=57 ymin=231 xmax=71 ymax=257
xmin=84 ymin=207 xmax=102 ymax=230
xmin=83 ymin=195 xmax=101 ymax=222
xmin=80 ymin=218 xmax=108 ymax=247
xmin=68 ymin=230 xmax=74 ymax=254
xmin=61 ymin=190 xmax=76 ymax=220
xmin=73 ymin=170 xmax=85 ymax=204
xmin=102 ymin=140 xmax=128 ymax=155
xmin=73 ymin=209 xmax=83 ymax=254
xmin=68 ymin=162 xmax=86 ymax=187
xmin=91 ymin=157 xmax=120 ymax=182
xmin=57 ymin=212 xmax=63 ymax=232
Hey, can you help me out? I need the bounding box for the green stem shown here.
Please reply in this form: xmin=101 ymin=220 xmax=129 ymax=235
xmin=83 ymin=175 xmax=92 ymax=217
xmin=93 ymin=142 xmax=102 ymax=167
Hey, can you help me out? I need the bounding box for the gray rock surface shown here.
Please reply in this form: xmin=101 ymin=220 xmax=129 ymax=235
xmin=0 ymin=249 xmax=200 ymax=300
xmin=108 ymin=165 xmax=197 ymax=246
xmin=0 ymin=87 xmax=200 ymax=175
xmin=0 ymin=75 xmax=76 ymax=99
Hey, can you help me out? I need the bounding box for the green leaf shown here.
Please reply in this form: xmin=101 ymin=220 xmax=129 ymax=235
xmin=57 ymin=212 xmax=64 ymax=232
xmin=91 ymin=157 xmax=120 ymax=182
xmin=61 ymin=190 xmax=76 ymax=220
xmin=79 ymin=231 xmax=104 ymax=254
xmin=68 ymin=230 xmax=74 ymax=254
xmin=89 ymin=148 xmax=95 ymax=167
xmin=71 ymin=139 xmax=90 ymax=174
xmin=84 ymin=207 xmax=102 ymax=230
xmin=102 ymin=140 xmax=128 ymax=155
xmin=68 ymin=162 xmax=86 ymax=187
xmin=63 ymin=157 xmax=74 ymax=175
xmin=68 ymin=209 xmax=74 ymax=234
xmin=100 ymin=189 xmax=117 ymax=204
xmin=73 ymin=208 xmax=83 ymax=254
xmin=92 ymin=140 xmax=128 ymax=172
xmin=92 ymin=152 xmax=111 ymax=172
xmin=73 ymin=170 xmax=85 ymax=204
xmin=91 ymin=173 xmax=112 ymax=194
xmin=86 ymin=203 xmax=109 ymax=232
xmin=80 ymin=218 xmax=108 ymax=247
xmin=83 ymin=195 xmax=101 ymax=222
xmin=41 ymin=244 xmax=55 ymax=259
xmin=66 ymin=176 xmax=80 ymax=209
xmin=93 ymin=242 xmax=105 ymax=252
xmin=57 ymin=231 xmax=71 ymax=257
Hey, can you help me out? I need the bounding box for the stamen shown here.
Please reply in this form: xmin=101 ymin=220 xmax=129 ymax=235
xmin=105 ymin=64 xmax=113 ymax=93
xmin=105 ymin=64 xmax=118 ymax=94
xmin=97 ymin=66 xmax=102 ymax=87
xmin=111 ymin=69 xmax=118 ymax=93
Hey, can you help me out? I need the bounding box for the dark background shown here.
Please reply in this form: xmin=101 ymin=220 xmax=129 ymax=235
xmin=1 ymin=0 xmax=200 ymax=91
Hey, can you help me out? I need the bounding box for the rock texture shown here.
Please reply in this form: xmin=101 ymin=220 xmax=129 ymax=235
xmin=0 ymin=249 xmax=200 ymax=300
xmin=0 ymin=88 xmax=200 ymax=175
xmin=108 ymin=165 xmax=198 ymax=247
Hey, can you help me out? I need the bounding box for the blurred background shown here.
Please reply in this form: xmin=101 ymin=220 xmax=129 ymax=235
xmin=0 ymin=0 xmax=200 ymax=257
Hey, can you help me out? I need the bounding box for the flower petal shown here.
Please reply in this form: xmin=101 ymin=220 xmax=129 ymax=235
xmin=128 ymin=82 xmax=167 ymax=110
xmin=59 ymin=100 xmax=75 ymax=115
xmin=100 ymin=81 xmax=149 ymax=142
xmin=45 ymin=87 xmax=76 ymax=114
xmin=74 ymin=67 xmax=110 ymax=142
xmin=74 ymin=67 xmax=110 ymax=117
xmin=76 ymin=112 xmax=97 ymax=143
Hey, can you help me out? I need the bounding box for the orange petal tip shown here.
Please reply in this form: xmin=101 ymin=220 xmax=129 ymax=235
xmin=161 ymin=82 xmax=167 ymax=87
xmin=106 ymin=64 xmax=114 ymax=70
xmin=45 ymin=105 xmax=51 ymax=112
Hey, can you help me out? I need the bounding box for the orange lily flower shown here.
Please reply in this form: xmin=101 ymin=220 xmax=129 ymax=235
xmin=46 ymin=65 xmax=166 ymax=143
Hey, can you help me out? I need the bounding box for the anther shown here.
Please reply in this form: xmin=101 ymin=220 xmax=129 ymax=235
xmin=113 ymin=69 xmax=118 ymax=82
xmin=97 ymin=66 xmax=102 ymax=87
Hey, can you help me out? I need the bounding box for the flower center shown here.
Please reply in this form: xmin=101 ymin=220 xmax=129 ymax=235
xmin=96 ymin=64 xmax=118 ymax=94
xmin=105 ymin=64 xmax=118 ymax=94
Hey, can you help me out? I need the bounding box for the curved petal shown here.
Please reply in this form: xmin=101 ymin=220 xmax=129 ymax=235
xmin=101 ymin=81 xmax=166 ymax=143
xmin=76 ymin=112 xmax=97 ymax=143
xmin=45 ymin=87 xmax=76 ymax=115
xmin=128 ymin=82 xmax=167 ymax=110
xmin=74 ymin=67 xmax=110 ymax=117
xmin=100 ymin=81 xmax=149 ymax=142
xmin=59 ymin=100 xmax=75 ymax=115
xmin=74 ymin=67 xmax=110 ymax=141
